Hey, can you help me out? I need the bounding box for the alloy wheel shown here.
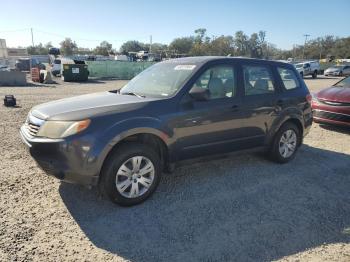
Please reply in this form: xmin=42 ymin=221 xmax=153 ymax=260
xmin=115 ymin=156 xmax=155 ymax=198
xmin=278 ymin=129 xmax=297 ymax=158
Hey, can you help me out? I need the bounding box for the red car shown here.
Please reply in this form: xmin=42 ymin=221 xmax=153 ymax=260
xmin=312 ymin=76 xmax=350 ymax=127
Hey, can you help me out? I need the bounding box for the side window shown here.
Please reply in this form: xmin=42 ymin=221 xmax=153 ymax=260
xmin=190 ymin=65 xmax=236 ymax=99
xmin=243 ymin=65 xmax=275 ymax=95
xmin=277 ymin=67 xmax=300 ymax=90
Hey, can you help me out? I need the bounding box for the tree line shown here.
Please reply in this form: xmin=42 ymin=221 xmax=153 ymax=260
xmin=26 ymin=29 xmax=350 ymax=60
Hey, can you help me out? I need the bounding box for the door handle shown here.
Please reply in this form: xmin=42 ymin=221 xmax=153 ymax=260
xmin=232 ymin=105 xmax=239 ymax=111
xmin=277 ymin=99 xmax=286 ymax=106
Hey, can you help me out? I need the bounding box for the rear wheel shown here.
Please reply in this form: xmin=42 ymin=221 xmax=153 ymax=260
xmin=339 ymin=71 xmax=343 ymax=77
xmin=99 ymin=143 xmax=162 ymax=206
xmin=312 ymin=70 xmax=317 ymax=79
xmin=300 ymin=72 xmax=304 ymax=78
xmin=269 ymin=122 xmax=301 ymax=163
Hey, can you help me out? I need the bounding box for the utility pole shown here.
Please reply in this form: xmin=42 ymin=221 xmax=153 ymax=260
xmin=302 ymin=34 xmax=310 ymax=60
xmin=149 ymin=35 xmax=152 ymax=53
xmin=31 ymin=28 xmax=34 ymax=47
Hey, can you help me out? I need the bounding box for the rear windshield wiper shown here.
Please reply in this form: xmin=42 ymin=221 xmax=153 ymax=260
xmin=121 ymin=92 xmax=146 ymax=98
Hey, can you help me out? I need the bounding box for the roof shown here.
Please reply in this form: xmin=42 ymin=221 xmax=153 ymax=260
xmin=162 ymin=56 xmax=290 ymax=67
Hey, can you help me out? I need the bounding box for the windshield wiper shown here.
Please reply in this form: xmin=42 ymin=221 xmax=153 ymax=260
xmin=121 ymin=92 xmax=146 ymax=98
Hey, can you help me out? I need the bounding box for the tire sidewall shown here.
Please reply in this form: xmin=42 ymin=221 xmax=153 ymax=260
xmin=271 ymin=123 xmax=301 ymax=163
xmin=101 ymin=143 xmax=161 ymax=206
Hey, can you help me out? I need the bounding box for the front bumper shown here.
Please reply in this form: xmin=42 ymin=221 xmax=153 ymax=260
xmin=313 ymin=110 xmax=350 ymax=127
xmin=20 ymin=126 xmax=100 ymax=186
xmin=324 ymin=71 xmax=341 ymax=76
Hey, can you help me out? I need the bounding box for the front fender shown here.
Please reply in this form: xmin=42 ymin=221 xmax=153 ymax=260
xmin=85 ymin=117 xmax=172 ymax=177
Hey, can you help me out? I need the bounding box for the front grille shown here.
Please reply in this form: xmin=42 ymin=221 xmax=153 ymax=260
xmin=313 ymin=110 xmax=350 ymax=123
xmin=25 ymin=122 xmax=40 ymax=136
xmin=319 ymin=99 xmax=350 ymax=106
xmin=24 ymin=114 xmax=45 ymax=137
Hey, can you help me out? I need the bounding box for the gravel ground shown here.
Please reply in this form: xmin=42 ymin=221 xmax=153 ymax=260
xmin=0 ymin=76 xmax=349 ymax=262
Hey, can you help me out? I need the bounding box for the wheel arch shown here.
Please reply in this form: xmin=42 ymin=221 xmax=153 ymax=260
xmin=97 ymin=128 xmax=171 ymax=182
xmin=266 ymin=115 xmax=304 ymax=147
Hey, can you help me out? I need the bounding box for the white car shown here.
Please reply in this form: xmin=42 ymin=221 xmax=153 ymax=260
xmin=51 ymin=59 xmax=61 ymax=76
xmin=324 ymin=65 xmax=350 ymax=77
xmin=294 ymin=61 xmax=320 ymax=78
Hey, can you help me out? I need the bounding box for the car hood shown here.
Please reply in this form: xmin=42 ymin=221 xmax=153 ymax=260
xmin=316 ymin=86 xmax=350 ymax=103
xmin=31 ymin=91 xmax=157 ymax=121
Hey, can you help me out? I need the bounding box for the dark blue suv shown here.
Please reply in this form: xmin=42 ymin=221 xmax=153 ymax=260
xmin=20 ymin=57 xmax=312 ymax=206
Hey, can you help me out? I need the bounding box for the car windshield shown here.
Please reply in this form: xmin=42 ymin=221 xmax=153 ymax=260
xmin=120 ymin=62 xmax=196 ymax=98
xmin=334 ymin=77 xmax=350 ymax=87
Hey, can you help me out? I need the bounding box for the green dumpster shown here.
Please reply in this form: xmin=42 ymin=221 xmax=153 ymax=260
xmin=62 ymin=64 xmax=89 ymax=82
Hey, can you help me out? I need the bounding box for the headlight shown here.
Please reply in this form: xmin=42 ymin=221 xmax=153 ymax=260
xmin=36 ymin=119 xmax=91 ymax=138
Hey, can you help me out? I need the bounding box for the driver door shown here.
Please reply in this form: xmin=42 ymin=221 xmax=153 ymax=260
xmin=174 ymin=63 xmax=245 ymax=160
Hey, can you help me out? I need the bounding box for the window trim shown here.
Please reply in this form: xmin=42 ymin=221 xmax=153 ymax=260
xmin=276 ymin=66 xmax=301 ymax=91
xmin=188 ymin=63 xmax=238 ymax=101
xmin=241 ymin=63 xmax=277 ymax=97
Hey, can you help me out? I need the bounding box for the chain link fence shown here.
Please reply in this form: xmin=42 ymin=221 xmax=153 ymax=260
xmin=85 ymin=61 xmax=155 ymax=79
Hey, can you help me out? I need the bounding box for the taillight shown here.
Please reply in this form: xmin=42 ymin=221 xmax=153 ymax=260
xmin=306 ymin=94 xmax=312 ymax=104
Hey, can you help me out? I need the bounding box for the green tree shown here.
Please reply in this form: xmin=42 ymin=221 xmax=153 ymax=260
xmin=190 ymin=28 xmax=209 ymax=55
xmin=207 ymin=35 xmax=235 ymax=56
xmin=234 ymin=31 xmax=249 ymax=56
xmin=120 ymin=41 xmax=145 ymax=54
xmin=59 ymin=38 xmax=77 ymax=56
xmin=27 ymin=42 xmax=53 ymax=55
xmin=169 ymin=37 xmax=194 ymax=54
xmin=93 ymin=41 xmax=113 ymax=56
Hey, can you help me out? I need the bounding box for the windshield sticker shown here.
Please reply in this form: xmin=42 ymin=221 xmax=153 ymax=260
xmin=174 ymin=65 xmax=196 ymax=71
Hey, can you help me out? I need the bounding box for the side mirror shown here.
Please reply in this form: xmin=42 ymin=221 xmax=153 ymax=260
xmin=189 ymin=87 xmax=209 ymax=101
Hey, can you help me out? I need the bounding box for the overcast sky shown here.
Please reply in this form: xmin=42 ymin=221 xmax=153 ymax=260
xmin=1 ymin=0 xmax=349 ymax=50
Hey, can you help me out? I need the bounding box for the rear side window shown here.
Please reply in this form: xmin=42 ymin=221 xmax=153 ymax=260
xmin=243 ymin=65 xmax=275 ymax=95
xmin=54 ymin=59 xmax=61 ymax=64
xmin=277 ymin=67 xmax=300 ymax=90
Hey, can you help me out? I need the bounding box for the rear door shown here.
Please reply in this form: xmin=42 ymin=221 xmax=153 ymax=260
xmin=237 ymin=62 xmax=280 ymax=146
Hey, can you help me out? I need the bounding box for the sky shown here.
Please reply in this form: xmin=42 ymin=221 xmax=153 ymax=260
xmin=0 ymin=0 xmax=349 ymax=51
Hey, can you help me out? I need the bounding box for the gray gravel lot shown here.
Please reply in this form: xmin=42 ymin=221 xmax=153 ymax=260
xmin=0 ymin=76 xmax=349 ymax=262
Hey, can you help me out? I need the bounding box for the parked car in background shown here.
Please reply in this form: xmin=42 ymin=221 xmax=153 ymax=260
xmin=312 ymin=76 xmax=350 ymax=127
xmin=0 ymin=65 xmax=10 ymax=71
xmin=20 ymin=57 xmax=312 ymax=206
xmin=15 ymin=58 xmax=46 ymax=71
xmin=324 ymin=65 xmax=350 ymax=77
xmin=295 ymin=61 xmax=320 ymax=78
xmin=114 ymin=55 xmax=129 ymax=61
xmin=51 ymin=59 xmax=61 ymax=76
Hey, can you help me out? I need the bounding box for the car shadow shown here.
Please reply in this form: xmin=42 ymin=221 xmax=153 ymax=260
xmin=318 ymin=124 xmax=350 ymax=135
xmin=59 ymin=145 xmax=350 ymax=262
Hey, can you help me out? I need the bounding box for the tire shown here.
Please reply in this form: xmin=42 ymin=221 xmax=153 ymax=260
xmin=339 ymin=71 xmax=343 ymax=77
xmin=300 ymin=72 xmax=303 ymax=78
xmin=99 ymin=143 xmax=162 ymax=206
xmin=312 ymin=70 xmax=317 ymax=79
xmin=269 ymin=122 xmax=301 ymax=163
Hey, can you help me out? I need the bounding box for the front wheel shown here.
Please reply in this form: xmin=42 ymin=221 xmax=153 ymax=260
xmin=312 ymin=70 xmax=317 ymax=79
xmin=269 ymin=123 xmax=301 ymax=163
xmin=99 ymin=143 xmax=162 ymax=206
